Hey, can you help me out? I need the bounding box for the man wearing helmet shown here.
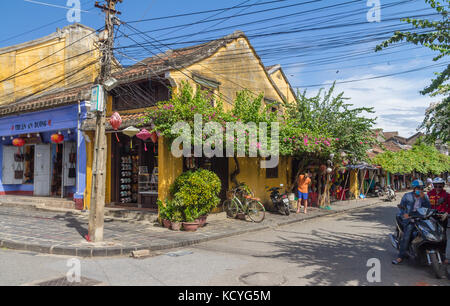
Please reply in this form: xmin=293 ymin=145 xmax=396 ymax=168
xmin=428 ymin=177 xmax=449 ymax=264
xmin=392 ymin=179 xmax=431 ymax=265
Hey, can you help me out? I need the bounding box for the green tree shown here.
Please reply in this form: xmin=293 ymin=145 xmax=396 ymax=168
xmin=372 ymin=142 xmax=450 ymax=175
xmin=282 ymin=83 xmax=378 ymax=163
xmin=375 ymin=0 xmax=449 ymax=143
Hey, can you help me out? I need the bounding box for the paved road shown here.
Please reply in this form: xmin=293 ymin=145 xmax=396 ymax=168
xmin=0 ymin=200 xmax=448 ymax=286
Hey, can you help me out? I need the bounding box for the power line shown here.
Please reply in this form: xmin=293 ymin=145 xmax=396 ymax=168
xmin=0 ymin=0 xmax=94 ymax=45
xmin=0 ymin=26 xmax=103 ymax=85
xmin=294 ymin=62 xmax=450 ymax=88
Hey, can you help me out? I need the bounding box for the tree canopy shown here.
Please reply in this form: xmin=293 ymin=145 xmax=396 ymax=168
xmin=372 ymin=142 xmax=450 ymax=175
xmin=282 ymin=83 xmax=378 ymax=163
xmin=375 ymin=0 xmax=449 ymax=143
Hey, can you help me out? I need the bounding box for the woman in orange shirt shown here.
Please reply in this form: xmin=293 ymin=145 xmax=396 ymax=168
xmin=297 ymin=172 xmax=312 ymax=214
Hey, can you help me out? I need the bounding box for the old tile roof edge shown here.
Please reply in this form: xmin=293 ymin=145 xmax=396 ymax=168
xmin=0 ymin=23 xmax=97 ymax=55
xmin=115 ymin=30 xmax=289 ymax=103
xmin=0 ymin=83 xmax=92 ymax=118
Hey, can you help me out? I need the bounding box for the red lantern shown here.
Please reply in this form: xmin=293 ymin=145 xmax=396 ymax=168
xmin=12 ymin=138 xmax=25 ymax=154
xmin=51 ymin=133 xmax=64 ymax=144
xmin=150 ymin=132 xmax=158 ymax=153
xmin=12 ymin=138 xmax=25 ymax=147
xmin=110 ymin=112 xmax=122 ymax=142
xmin=150 ymin=132 xmax=158 ymax=143
xmin=137 ymin=129 xmax=151 ymax=152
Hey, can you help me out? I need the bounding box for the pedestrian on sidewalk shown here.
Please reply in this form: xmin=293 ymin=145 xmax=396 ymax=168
xmin=297 ymin=171 xmax=312 ymax=214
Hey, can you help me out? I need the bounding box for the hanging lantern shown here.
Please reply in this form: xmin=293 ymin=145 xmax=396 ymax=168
xmin=150 ymin=132 xmax=158 ymax=153
xmin=123 ymin=126 xmax=140 ymax=138
xmin=136 ymin=129 xmax=151 ymax=152
xmin=51 ymin=133 xmax=64 ymax=144
xmin=150 ymin=131 xmax=158 ymax=143
xmin=123 ymin=126 xmax=140 ymax=149
xmin=12 ymin=137 xmax=25 ymax=147
xmin=51 ymin=134 xmax=64 ymax=153
xmin=110 ymin=112 xmax=122 ymax=142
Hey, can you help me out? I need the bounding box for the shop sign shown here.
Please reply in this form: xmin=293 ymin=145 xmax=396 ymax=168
xmin=11 ymin=120 xmax=52 ymax=132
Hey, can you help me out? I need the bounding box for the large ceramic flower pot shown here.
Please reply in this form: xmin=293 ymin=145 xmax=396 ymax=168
xmin=162 ymin=219 xmax=171 ymax=229
xmin=182 ymin=222 xmax=200 ymax=232
xmin=198 ymin=215 xmax=208 ymax=227
xmin=171 ymin=221 xmax=182 ymax=231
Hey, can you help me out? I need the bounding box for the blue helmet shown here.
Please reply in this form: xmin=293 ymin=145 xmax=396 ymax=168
xmin=433 ymin=177 xmax=445 ymax=185
xmin=412 ymin=179 xmax=424 ymax=188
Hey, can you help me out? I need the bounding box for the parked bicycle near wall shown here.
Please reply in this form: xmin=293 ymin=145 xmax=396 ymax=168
xmin=224 ymin=183 xmax=265 ymax=223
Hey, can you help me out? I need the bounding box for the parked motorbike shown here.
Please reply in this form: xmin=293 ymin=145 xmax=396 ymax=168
xmin=267 ymin=184 xmax=290 ymax=215
xmin=389 ymin=207 xmax=448 ymax=279
xmin=377 ymin=185 xmax=396 ymax=201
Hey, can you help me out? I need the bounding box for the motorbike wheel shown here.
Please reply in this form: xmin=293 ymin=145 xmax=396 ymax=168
xmin=429 ymin=252 xmax=448 ymax=279
xmin=285 ymin=206 xmax=290 ymax=216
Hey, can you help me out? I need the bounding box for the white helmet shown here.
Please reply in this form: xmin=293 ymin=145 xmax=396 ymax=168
xmin=433 ymin=177 xmax=445 ymax=185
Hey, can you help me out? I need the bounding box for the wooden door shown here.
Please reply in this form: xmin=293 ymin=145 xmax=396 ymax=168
xmin=34 ymin=144 xmax=51 ymax=196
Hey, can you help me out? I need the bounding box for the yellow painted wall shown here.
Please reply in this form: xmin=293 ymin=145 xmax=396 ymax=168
xmin=228 ymin=156 xmax=292 ymax=206
xmin=0 ymin=25 xmax=99 ymax=106
xmin=84 ymin=131 xmax=94 ymax=210
xmin=157 ymin=136 xmax=183 ymax=203
xmin=169 ymin=36 xmax=286 ymax=111
xmin=269 ymin=70 xmax=296 ymax=104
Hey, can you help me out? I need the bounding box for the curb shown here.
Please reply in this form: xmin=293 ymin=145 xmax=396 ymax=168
xmin=0 ymin=196 xmax=394 ymax=258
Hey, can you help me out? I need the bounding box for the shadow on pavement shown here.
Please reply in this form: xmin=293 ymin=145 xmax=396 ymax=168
xmin=250 ymin=204 xmax=448 ymax=285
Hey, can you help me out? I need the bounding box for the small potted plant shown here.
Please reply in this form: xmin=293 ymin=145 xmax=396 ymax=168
xmin=182 ymin=206 xmax=200 ymax=232
xmin=157 ymin=200 xmax=171 ymax=229
xmin=170 ymin=210 xmax=183 ymax=231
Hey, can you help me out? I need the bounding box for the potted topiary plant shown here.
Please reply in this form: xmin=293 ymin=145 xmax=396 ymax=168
xmin=157 ymin=200 xmax=171 ymax=229
xmin=168 ymin=169 xmax=222 ymax=231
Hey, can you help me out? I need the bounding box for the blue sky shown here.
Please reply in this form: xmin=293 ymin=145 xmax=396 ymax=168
xmin=1 ymin=0 xmax=447 ymax=136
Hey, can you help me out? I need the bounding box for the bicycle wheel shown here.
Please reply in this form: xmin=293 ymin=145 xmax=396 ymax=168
xmin=247 ymin=200 xmax=265 ymax=223
xmin=225 ymin=200 xmax=239 ymax=219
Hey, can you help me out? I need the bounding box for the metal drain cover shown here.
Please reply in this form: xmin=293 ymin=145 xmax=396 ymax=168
xmin=239 ymin=272 xmax=287 ymax=286
xmin=29 ymin=276 xmax=104 ymax=286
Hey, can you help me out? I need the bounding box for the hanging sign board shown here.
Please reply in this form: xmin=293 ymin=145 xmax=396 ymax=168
xmin=90 ymin=84 xmax=105 ymax=112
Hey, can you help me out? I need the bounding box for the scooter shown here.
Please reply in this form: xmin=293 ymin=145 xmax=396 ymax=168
xmin=386 ymin=185 xmax=396 ymax=202
xmin=378 ymin=185 xmax=396 ymax=201
xmin=267 ymin=184 xmax=290 ymax=216
xmin=389 ymin=207 xmax=448 ymax=279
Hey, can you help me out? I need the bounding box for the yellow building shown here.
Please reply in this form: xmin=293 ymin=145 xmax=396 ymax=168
xmin=81 ymin=31 xmax=298 ymax=209
xmin=0 ymin=24 xmax=100 ymax=105
xmin=0 ymin=24 xmax=102 ymax=208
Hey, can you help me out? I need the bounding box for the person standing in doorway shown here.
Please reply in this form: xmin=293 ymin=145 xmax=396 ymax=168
xmin=297 ymin=171 xmax=312 ymax=214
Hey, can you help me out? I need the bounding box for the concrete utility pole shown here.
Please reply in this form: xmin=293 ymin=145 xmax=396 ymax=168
xmin=88 ymin=0 xmax=122 ymax=243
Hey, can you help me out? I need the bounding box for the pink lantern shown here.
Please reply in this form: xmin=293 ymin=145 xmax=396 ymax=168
xmin=137 ymin=129 xmax=151 ymax=151
xmin=110 ymin=112 xmax=122 ymax=142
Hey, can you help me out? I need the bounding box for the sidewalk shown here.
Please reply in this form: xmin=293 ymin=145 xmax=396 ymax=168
xmin=0 ymin=194 xmax=403 ymax=257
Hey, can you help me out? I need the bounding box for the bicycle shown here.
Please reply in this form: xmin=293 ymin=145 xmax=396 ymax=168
xmin=224 ymin=183 xmax=265 ymax=223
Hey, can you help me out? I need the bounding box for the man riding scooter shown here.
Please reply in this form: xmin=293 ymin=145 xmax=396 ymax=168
xmin=392 ymin=179 xmax=431 ymax=265
xmin=428 ymin=177 xmax=450 ymax=264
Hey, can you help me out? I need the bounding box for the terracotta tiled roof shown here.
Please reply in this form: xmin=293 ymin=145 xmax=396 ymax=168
xmin=81 ymin=112 xmax=149 ymax=132
xmin=0 ymin=83 xmax=92 ymax=117
xmin=115 ymin=31 xmax=248 ymax=84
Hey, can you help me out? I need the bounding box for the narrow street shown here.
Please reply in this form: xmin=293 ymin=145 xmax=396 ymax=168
xmin=1 ymin=199 xmax=448 ymax=286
